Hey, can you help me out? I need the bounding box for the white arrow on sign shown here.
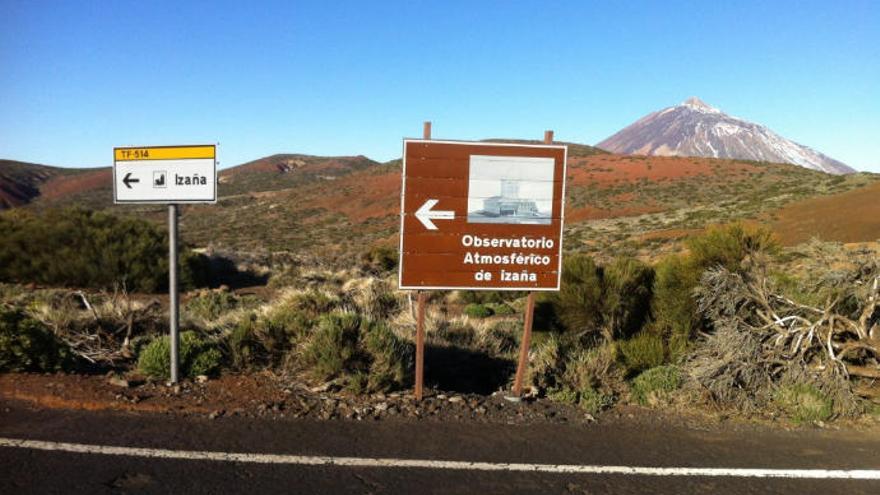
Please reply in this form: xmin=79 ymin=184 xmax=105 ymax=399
xmin=415 ymin=199 xmax=455 ymax=230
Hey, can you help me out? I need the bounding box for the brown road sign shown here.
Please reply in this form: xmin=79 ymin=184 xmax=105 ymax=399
xmin=399 ymin=140 xmax=567 ymax=291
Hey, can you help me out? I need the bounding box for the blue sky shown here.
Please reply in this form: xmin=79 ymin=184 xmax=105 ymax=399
xmin=1 ymin=0 xmax=878 ymax=171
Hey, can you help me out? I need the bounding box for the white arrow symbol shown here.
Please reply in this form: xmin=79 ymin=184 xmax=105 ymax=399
xmin=415 ymin=199 xmax=454 ymax=230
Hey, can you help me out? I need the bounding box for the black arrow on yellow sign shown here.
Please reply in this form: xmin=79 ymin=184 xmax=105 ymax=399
xmin=122 ymin=173 xmax=140 ymax=189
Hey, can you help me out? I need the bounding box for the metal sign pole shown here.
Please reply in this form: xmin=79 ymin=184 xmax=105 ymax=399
xmin=414 ymin=120 xmax=432 ymax=401
xmin=168 ymin=204 xmax=180 ymax=384
xmin=512 ymin=130 xmax=555 ymax=396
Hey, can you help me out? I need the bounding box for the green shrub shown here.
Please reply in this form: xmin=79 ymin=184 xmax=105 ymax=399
xmin=619 ymin=331 xmax=666 ymax=374
xmin=301 ymin=313 xmax=361 ymax=379
xmin=651 ymin=254 xmax=701 ymax=358
xmin=189 ymin=346 xmax=223 ymax=377
xmin=289 ymin=290 xmax=339 ymax=319
xmin=652 ymin=224 xmax=780 ymax=358
xmin=0 ymin=306 xmax=74 ymax=372
xmin=256 ymin=290 xmax=340 ymax=360
xmin=601 ymin=257 xmax=654 ymax=340
xmin=362 ymin=320 xmax=413 ymax=391
xmin=774 ymin=384 xmax=833 ymax=424
xmin=485 ymin=302 xmax=515 ymax=316
xmin=686 ymin=222 xmax=779 ymax=273
xmin=547 ymin=386 xmax=578 ymax=405
xmin=225 ymin=314 xmax=262 ymax=370
xmin=0 ymin=208 xmax=209 ymax=293
xmin=631 ymin=365 xmax=681 ymax=405
xmin=137 ymin=331 xmax=222 ymax=379
xmin=578 ymin=387 xmax=614 ymax=415
xmin=546 ymin=385 xmax=612 ymax=414
xmin=136 ymin=338 xmax=170 ymax=379
xmin=547 ymin=255 xmax=603 ymax=337
xmin=547 ymin=255 xmax=653 ymax=343
xmin=463 ymin=303 xmax=494 ymax=318
xmin=185 ymin=290 xmax=239 ymax=321
xmin=300 ymin=312 xmax=412 ymax=392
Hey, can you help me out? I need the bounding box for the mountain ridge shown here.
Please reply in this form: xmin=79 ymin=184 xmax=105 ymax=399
xmin=597 ymin=98 xmax=854 ymax=175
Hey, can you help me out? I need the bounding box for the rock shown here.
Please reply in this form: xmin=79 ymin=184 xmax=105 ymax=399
xmin=195 ymin=375 xmax=209 ymax=384
xmin=208 ymin=410 xmax=225 ymax=420
xmin=436 ymin=394 xmax=448 ymax=400
xmin=374 ymin=402 xmax=389 ymax=413
xmin=108 ymin=377 xmax=130 ymax=388
xmin=475 ymin=406 xmax=487 ymax=415
xmin=448 ymin=396 xmax=464 ymax=404
xmin=503 ymin=396 xmax=521 ymax=403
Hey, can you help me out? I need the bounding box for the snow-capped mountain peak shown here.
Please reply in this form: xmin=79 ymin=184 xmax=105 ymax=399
xmin=597 ymin=98 xmax=854 ymax=174
xmin=681 ymin=96 xmax=721 ymax=114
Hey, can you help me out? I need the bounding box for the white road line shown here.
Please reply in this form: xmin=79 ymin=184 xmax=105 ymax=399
xmin=1 ymin=437 xmax=879 ymax=480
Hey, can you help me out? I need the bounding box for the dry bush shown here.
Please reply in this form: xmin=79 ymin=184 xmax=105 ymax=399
xmin=525 ymin=332 xmax=623 ymax=407
xmin=526 ymin=334 xmax=563 ymax=392
xmin=28 ymin=285 xmax=163 ymax=365
xmin=476 ymin=319 xmax=520 ymax=356
xmin=344 ymin=277 xmax=403 ymax=321
xmin=686 ymin=252 xmax=878 ymax=416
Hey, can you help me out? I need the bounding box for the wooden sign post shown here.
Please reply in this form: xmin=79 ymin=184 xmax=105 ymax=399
xmin=399 ymin=126 xmax=566 ymax=400
xmin=512 ymin=130 xmax=554 ymax=396
xmin=414 ymin=121 xmax=431 ymax=401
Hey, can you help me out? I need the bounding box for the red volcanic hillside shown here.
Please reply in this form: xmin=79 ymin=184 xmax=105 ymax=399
xmin=180 ymin=150 xmax=879 ymax=261
xmin=0 ymin=160 xmax=109 ymax=209
xmin=4 ymin=145 xmax=878 ymax=262
xmin=218 ymin=154 xmax=381 ymax=196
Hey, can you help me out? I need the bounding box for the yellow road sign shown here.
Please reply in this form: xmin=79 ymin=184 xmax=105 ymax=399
xmin=114 ymin=145 xmax=216 ymax=161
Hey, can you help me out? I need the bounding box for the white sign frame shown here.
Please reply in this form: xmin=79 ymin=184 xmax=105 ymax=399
xmin=113 ymin=144 xmax=218 ymax=204
xmin=398 ymin=139 xmax=568 ymax=292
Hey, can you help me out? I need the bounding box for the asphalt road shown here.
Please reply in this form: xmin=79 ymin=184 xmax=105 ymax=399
xmin=1 ymin=402 xmax=879 ymax=494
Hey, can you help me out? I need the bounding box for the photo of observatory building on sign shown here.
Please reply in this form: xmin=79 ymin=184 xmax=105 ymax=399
xmin=466 ymin=155 xmax=555 ymax=225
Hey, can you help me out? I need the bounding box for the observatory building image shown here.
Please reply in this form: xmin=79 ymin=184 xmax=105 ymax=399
xmin=466 ymin=155 xmax=554 ymax=225
xmin=481 ymin=180 xmax=540 ymax=217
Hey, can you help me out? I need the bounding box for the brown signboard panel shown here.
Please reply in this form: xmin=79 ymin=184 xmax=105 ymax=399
xmin=399 ymin=140 xmax=567 ymax=291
